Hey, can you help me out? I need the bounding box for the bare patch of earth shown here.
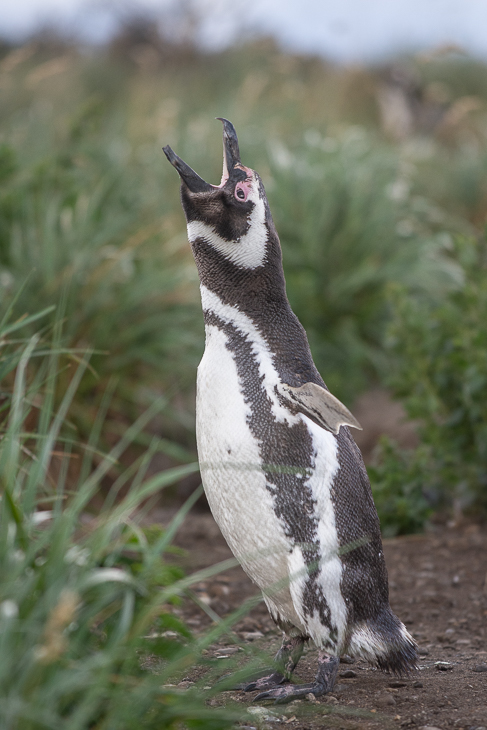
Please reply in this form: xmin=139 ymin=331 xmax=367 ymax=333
xmin=156 ymin=510 xmax=487 ymax=730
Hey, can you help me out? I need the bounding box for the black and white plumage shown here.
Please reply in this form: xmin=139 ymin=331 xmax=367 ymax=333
xmin=164 ymin=120 xmax=417 ymax=702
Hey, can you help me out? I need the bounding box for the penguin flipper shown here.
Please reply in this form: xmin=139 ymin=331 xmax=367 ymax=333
xmin=277 ymin=382 xmax=362 ymax=435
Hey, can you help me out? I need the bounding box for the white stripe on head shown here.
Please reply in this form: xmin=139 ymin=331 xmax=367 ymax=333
xmin=187 ymin=187 xmax=268 ymax=269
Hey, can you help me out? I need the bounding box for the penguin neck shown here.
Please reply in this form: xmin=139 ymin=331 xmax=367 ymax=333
xmin=196 ymin=243 xmax=323 ymax=389
xmin=192 ymin=231 xmax=290 ymax=323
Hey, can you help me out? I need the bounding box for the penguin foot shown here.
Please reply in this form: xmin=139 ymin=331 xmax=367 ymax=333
xmin=233 ymin=634 xmax=306 ymax=691
xmin=253 ymin=653 xmax=339 ymax=705
xmin=253 ymin=682 xmax=322 ymax=704
xmin=241 ymin=671 xmax=287 ymax=692
xmin=229 ymin=668 xmax=283 ymax=691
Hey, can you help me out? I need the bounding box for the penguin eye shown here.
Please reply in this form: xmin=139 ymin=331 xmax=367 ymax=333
xmin=234 ymin=181 xmax=249 ymax=202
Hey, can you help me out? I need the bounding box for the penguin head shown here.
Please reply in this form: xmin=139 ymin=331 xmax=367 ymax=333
xmin=164 ymin=119 xmax=277 ymax=273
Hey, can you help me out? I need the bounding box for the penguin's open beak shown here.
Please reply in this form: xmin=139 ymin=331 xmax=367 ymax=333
xmin=162 ymin=145 xmax=213 ymax=194
xmin=217 ymin=118 xmax=241 ymax=185
xmin=163 ymin=118 xmax=242 ymax=192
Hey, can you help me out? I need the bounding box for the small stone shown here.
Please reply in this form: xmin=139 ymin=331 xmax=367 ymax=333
xmin=418 ymin=647 xmax=429 ymax=656
xmin=217 ymin=646 xmax=239 ymax=655
xmin=340 ymin=669 xmax=357 ymax=678
xmin=389 ymin=681 xmax=407 ymax=688
xmin=325 ymin=695 xmax=339 ymax=704
xmin=419 ymin=727 xmax=443 ymax=730
xmin=305 ymin=692 xmax=317 ymax=702
xmin=435 ymin=661 xmax=453 ymax=671
xmin=241 ymin=631 xmax=264 ymax=641
xmin=376 ymin=693 xmax=396 ymax=706
xmin=412 ymin=681 xmax=423 ymax=688
xmin=473 ymin=663 xmax=487 ymax=672
xmin=340 ymin=655 xmax=355 ymax=664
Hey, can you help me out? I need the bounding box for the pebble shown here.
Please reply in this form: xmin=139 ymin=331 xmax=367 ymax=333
xmin=412 ymin=681 xmax=423 ymax=688
xmin=418 ymin=647 xmax=429 ymax=656
xmin=435 ymin=661 xmax=453 ymax=671
xmin=340 ymin=669 xmax=357 ymax=678
xmin=376 ymin=693 xmax=396 ymax=706
xmin=389 ymin=681 xmax=407 ymax=688
xmin=325 ymin=696 xmax=339 ymax=705
xmin=340 ymin=655 xmax=355 ymax=664
xmin=419 ymin=726 xmax=443 ymax=730
xmin=305 ymin=692 xmax=318 ymax=703
xmin=241 ymin=631 xmax=264 ymax=641
xmin=247 ymin=706 xmax=278 ymax=720
xmin=216 ymin=646 xmax=240 ymax=656
xmin=472 ymin=663 xmax=487 ymax=672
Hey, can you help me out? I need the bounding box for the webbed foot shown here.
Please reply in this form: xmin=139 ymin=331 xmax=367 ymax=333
xmin=241 ymin=671 xmax=287 ymax=692
xmin=254 ymin=653 xmax=339 ymax=705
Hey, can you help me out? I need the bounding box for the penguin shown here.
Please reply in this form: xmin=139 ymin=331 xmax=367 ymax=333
xmin=163 ymin=119 xmax=417 ymax=703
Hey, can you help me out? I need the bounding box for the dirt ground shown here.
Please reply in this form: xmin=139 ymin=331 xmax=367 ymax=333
xmin=162 ymin=510 xmax=487 ymax=730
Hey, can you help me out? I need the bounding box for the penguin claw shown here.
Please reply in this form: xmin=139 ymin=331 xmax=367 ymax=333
xmin=253 ymin=682 xmax=326 ymax=704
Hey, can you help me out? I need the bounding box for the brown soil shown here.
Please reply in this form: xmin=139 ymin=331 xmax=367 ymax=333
xmin=162 ymin=511 xmax=487 ymax=730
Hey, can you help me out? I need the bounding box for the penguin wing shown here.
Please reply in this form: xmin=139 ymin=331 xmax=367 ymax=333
xmin=276 ymin=381 xmax=362 ymax=435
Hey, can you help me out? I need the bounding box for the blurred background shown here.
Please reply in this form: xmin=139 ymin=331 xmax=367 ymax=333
xmin=2 ymin=0 xmax=487 ymax=536
xmin=2 ymin=4 xmax=487 ymax=727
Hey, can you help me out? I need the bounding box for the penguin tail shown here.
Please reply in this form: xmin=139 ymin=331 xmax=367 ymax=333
xmin=347 ymin=609 xmax=418 ymax=675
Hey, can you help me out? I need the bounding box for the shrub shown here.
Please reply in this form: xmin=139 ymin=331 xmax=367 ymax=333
xmin=374 ymin=234 xmax=487 ymax=521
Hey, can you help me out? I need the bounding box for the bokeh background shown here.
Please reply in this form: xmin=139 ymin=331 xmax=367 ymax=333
xmin=3 ymin=0 xmax=487 ymax=532
xmin=1 ymin=5 xmax=487 ymax=725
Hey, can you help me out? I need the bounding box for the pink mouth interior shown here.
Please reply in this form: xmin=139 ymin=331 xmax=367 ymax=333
xmin=213 ymin=156 xmax=252 ymax=188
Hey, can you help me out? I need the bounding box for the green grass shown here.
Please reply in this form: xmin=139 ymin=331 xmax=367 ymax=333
xmin=0 ymin=311 xmax=250 ymax=729
xmin=1 ymin=38 xmax=479 ymax=416
xmin=1 ymin=36 xmax=487 ymax=545
xmin=3 ymin=33 xmax=487 ymax=725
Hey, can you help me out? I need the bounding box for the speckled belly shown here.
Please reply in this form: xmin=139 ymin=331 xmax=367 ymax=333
xmin=196 ymin=324 xmax=304 ymax=630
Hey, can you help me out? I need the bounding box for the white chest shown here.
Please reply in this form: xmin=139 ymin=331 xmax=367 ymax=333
xmin=195 ymin=296 xmax=348 ymax=648
xmin=196 ymin=325 xmax=296 ymax=609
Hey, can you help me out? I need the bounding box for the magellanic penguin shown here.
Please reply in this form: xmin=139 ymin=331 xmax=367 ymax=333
xmin=163 ymin=120 xmax=417 ymax=703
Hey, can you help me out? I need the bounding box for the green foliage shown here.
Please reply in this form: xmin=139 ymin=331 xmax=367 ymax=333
xmin=3 ymin=38 xmax=487 ymax=530
xmin=379 ymin=235 xmax=487 ymax=517
xmin=0 ymin=39 xmax=474 ymax=420
xmin=0 ymin=314 xmax=242 ymax=730
xmin=0 ymin=93 xmax=202 ymax=403
xmin=368 ymin=437 xmax=434 ymax=536
xmin=268 ymin=129 xmax=464 ymax=399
